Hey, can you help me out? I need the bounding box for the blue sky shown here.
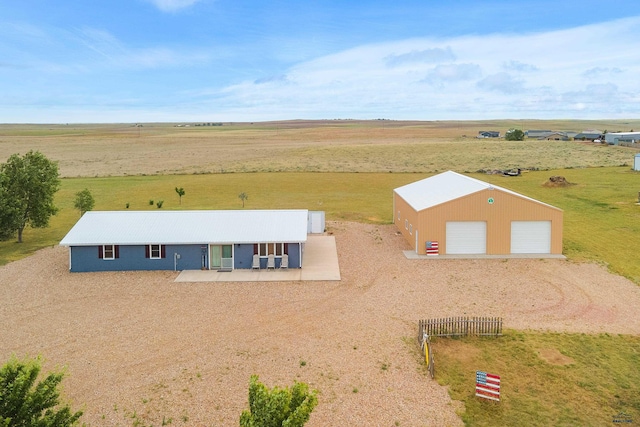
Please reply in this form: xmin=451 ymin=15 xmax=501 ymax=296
xmin=1 ymin=0 xmax=639 ymax=123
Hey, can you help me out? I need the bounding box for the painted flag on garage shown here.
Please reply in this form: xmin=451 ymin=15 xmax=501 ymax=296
xmin=426 ymin=241 xmax=439 ymax=255
xmin=475 ymin=371 xmax=500 ymax=401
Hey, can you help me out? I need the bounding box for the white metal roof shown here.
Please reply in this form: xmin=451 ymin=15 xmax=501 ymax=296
xmin=60 ymin=210 xmax=309 ymax=246
xmin=394 ymin=170 xmax=560 ymax=211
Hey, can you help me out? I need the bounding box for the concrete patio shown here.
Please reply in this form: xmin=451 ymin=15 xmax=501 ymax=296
xmin=175 ymin=235 xmax=340 ymax=282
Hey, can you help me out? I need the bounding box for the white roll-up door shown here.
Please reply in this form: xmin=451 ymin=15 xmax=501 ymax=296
xmin=446 ymin=221 xmax=487 ymax=254
xmin=511 ymin=221 xmax=551 ymax=254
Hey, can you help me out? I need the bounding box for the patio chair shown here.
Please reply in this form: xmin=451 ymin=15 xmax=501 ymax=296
xmin=252 ymin=254 xmax=260 ymax=270
xmin=267 ymin=254 xmax=275 ymax=270
xmin=279 ymin=254 xmax=288 ymax=269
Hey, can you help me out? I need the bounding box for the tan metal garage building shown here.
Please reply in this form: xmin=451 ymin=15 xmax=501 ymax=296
xmin=393 ymin=171 xmax=563 ymax=256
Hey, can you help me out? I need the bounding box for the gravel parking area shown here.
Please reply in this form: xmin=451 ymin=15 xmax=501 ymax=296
xmin=2 ymin=221 xmax=640 ymax=426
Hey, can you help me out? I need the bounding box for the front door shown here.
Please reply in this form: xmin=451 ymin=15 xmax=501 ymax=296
xmin=210 ymin=245 xmax=233 ymax=270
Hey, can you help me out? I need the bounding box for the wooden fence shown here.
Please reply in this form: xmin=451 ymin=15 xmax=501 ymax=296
xmin=418 ymin=316 xmax=503 ymax=341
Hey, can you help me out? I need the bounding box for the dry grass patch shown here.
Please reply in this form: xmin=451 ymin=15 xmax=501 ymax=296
xmin=537 ymin=348 xmax=575 ymax=366
xmin=2 ymin=120 xmax=638 ymax=177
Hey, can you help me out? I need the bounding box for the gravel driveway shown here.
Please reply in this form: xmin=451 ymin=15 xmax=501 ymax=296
xmin=2 ymin=221 xmax=639 ymax=426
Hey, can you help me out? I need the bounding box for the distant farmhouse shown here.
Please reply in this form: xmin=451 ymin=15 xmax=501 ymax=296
xmin=605 ymin=132 xmax=640 ymax=146
xmin=574 ymin=130 xmax=604 ymax=141
xmin=477 ymin=131 xmax=500 ymax=138
xmin=540 ymin=132 xmax=570 ymax=141
xmin=525 ymin=130 xmax=577 ymax=140
xmin=525 ymin=130 xmax=552 ymax=138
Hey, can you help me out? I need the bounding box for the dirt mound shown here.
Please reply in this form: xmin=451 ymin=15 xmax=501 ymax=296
xmin=543 ymin=175 xmax=575 ymax=187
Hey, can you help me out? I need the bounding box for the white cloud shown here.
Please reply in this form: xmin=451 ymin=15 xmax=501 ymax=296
xmin=385 ymin=47 xmax=456 ymax=66
xmin=207 ymin=16 xmax=640 ymax=120
xmin=142 ymin=0 xmax=203 ymax=12
xmin=69 ymin=26 xmax=209 ymax=69
xmin=477 ymin=72 xmax=525 ymax=94
xmin=582 ymin=67 xmax=623 ymax=79
xmin=423 ymin=63 xmax=482 ymax=85
xmin=502 ymin=60 xmax=538 ymax=72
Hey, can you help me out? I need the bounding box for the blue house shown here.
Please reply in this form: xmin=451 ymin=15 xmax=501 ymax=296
xmin=60 ymin=210 xmax=309 ymax=272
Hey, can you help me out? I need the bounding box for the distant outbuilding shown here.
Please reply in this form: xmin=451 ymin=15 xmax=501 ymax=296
xmin=393 ymin=171 xmax=563 ymax=256
xmin=605 ymin=132 xmax=640 ymax=146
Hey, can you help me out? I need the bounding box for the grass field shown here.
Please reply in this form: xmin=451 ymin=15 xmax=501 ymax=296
xmin=2 ymin=120 xmax=640 ymax=426
xmin=2 ymin=166 xmax=639 ymax=284
xmin=432 ymin=331 xmax=640 ymax=426
xmin=1 ymin=120 xmax=638 ymax=177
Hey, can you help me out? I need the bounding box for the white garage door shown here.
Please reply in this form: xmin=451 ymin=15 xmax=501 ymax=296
xmin=446 ymin=221 xmax=487 ymax=254
xmin=511 ymin=221 xmax=551 ymax=254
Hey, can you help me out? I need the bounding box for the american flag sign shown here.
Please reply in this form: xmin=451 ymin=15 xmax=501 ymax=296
xmin=426 ymin=241 xmax=439 ymax=256
xmin=475 ymin=371 xmax=500 ymax=401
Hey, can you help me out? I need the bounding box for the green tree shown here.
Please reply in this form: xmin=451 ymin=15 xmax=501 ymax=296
xmin=240 ymin=375 xmax=317 ymax=427
xmin=0 ymin=151 xmax=60 ymax=243
xmin=0 ymin=356 xmax=83 ymax=427
xmin=0 ymin=174 xmax=20 ymax=241
xmin=73 ymin=188 xmax=95 ymax=216
xmin=238 ymin=192 xmax=249 ymax=208
xmin=505 ymin=128 xmax=525 ymax=141
xmin=175 ymin=187 xmax=186 ymax=205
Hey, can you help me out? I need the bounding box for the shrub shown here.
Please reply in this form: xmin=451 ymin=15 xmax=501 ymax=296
xmin=0 ymin=356 xmax=83 ymax=426
xmin=240 ymin=375 xmax=317 ymax=427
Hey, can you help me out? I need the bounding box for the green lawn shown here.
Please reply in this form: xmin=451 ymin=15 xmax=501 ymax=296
xmin=2 ymin=167 xmax=639 ymax=283
xmin=432 ymin=331 xmax=640 ymax=426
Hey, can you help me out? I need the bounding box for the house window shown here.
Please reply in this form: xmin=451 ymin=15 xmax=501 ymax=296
xmin=256 ymin=243 xmax=287 ymax=257
xmin=146 ymin=244 xmax=165 ymax=259
xmin=99 ymin=245 xmax=119 ymax=260
xmin=405 ymin=219 xmax=408 ymax=230
xmin=104 ymin=245 xmax=115 ymax=260
xmin=397 ymin=210 xmax=400 ymax=220
xmin=409 ymin=224 xmax=413 ymax=235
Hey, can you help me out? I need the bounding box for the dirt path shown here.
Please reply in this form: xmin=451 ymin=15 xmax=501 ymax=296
xmin=2 ymin=222 xmax=640 ymax=426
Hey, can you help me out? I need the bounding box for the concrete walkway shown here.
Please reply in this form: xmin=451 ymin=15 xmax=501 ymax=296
xmin=175 ymin=235 xmax=340 ymax=282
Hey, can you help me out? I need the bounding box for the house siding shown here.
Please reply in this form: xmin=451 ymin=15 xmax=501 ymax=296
xmin=70 ymin=244 xmax=204 ymax=272
xmin=234 ymin=243 xmax=301 ymax=269
xmin=70 ymin=242 xmax=302 ymax=272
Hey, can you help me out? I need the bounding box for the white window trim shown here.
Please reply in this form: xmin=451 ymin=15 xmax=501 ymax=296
xmin=103 ymin=244 xmax=115 ymax=260
xmin=258 ymin=243 xmax=286 ymax=258
xmin=149 ymin=244 xmax=162 ymax=259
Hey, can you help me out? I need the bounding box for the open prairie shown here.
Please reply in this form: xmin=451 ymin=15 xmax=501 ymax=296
xmin=1 ymin=119 xmax=639 ymax=177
